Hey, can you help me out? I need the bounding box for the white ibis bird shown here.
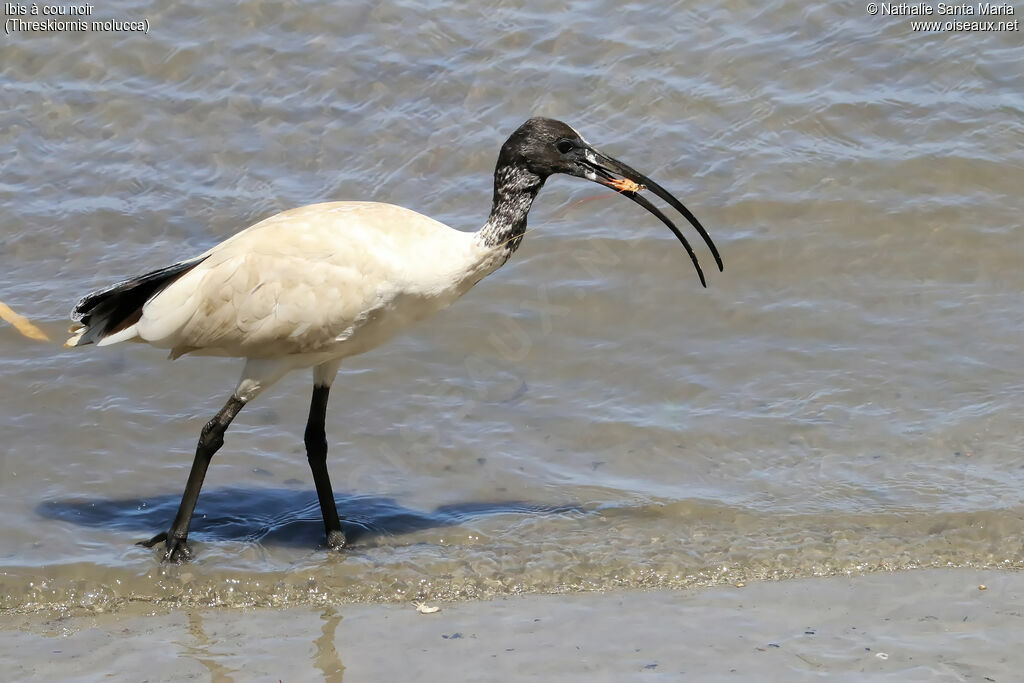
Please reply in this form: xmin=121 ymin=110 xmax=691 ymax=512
xmin=67 ymin=117 xmax=723 ymax=562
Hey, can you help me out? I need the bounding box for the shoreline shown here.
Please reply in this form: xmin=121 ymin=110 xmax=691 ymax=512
xmin=5 ymin=567 xmax=1021 ymax=681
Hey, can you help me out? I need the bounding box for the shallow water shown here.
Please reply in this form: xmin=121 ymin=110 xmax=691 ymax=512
xmin=1 ymin=0 xmax=1022 ymax=614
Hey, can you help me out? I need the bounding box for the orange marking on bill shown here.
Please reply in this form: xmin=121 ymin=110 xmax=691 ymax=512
xmin=606 ymin=178 xmax=645 ymax=193
xmin=0 ymin=300 xmax=50 ymax=342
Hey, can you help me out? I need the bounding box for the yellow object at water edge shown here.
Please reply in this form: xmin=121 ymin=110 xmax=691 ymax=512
xmin=0 ymin=300 xmax=50 ymax=342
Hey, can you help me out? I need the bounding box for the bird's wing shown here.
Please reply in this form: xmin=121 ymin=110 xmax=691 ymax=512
xmin=134 ymin=202 xmax=478 ymax=358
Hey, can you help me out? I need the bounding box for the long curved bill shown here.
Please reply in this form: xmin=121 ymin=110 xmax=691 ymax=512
xmin=584 ymin=148 xmax=723 ymax=288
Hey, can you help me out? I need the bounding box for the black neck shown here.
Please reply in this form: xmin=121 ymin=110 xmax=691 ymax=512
xmin=477 ymin=164 xmax=545 ymax=254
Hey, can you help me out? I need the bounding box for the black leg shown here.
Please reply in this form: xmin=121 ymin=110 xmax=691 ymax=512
xmin=305 ymin=384 xmax=346 ymax=549
xmin=139 ymin=395 xmax=246 ymax=562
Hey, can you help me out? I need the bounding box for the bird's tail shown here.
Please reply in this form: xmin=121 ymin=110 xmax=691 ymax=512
xmin=66 ymin=256 xmax=207 ymax=348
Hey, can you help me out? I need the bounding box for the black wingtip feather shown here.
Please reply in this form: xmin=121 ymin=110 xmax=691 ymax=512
xmin=70 ymin=255 xmax=207 ymax=342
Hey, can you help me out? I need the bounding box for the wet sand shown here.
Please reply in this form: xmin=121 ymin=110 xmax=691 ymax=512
xmin=4 ymin=568 xmax=1020 ymax=681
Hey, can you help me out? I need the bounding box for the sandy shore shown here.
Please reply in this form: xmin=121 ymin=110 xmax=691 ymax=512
xmin=3 ymin=568 xmax=1020 ymax=681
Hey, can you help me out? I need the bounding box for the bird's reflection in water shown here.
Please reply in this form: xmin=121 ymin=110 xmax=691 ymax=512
xmin=184 ymin=610 xmax=237 ymax=682
xmin=173 ymin=605 xmax=345 ymax=681
xmin=314 ymin=607 xmax=345 ymax=682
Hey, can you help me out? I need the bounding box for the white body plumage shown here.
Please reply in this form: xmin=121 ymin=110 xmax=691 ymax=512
xmin=71 ymin=201 xmax=508 ymax=400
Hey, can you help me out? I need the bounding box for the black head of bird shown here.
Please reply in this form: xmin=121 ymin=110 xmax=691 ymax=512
xmin=491 ymin=117 xmax=723 ymax=286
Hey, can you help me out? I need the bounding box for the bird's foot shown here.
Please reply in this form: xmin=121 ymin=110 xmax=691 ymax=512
xmin=137 ymin=531 xmax=194 ymax=563
xmin=326 ymin=529 xmax=347 ymax=551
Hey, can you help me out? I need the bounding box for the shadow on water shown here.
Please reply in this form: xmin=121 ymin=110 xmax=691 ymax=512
xmin=37 ymin=487 xmax=583 ymax=547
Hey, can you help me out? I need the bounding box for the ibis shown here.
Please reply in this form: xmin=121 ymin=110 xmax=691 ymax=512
xmin=67 ymin=117 xmax=723 ymax=562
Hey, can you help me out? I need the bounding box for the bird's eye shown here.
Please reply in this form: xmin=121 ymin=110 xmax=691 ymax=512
xmin=555 ymin=139 xmax=575 ymax=154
